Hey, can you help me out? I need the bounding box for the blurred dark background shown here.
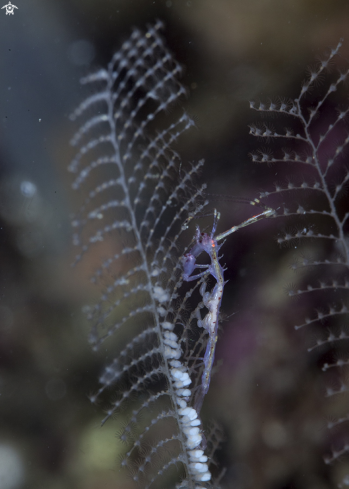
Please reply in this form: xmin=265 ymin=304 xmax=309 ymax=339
xmin=1 ymin=1 xmax=349 ymax=488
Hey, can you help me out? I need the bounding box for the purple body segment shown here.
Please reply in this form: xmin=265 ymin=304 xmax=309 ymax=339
xmin=181 ymin=253 xmax=197 ymax=280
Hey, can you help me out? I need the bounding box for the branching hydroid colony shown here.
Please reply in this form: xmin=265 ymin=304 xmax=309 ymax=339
xmin=69 ymin=20 xmax=212 ymax=488
xmin=69 ymin=21 xmax=274 ymax=488
xmin=250 ymin=39 xmax=349 ymax=481
xmin=69 ymin=16 xmax=349 ymax=487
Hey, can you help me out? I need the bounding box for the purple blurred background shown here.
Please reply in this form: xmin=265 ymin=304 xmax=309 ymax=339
xmin=1 ymin=1 xmax=349 ymax=488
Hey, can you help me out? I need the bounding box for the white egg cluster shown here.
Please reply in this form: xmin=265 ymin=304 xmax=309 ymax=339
xmin=159 ymin=321 xmax=211 ymax=483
